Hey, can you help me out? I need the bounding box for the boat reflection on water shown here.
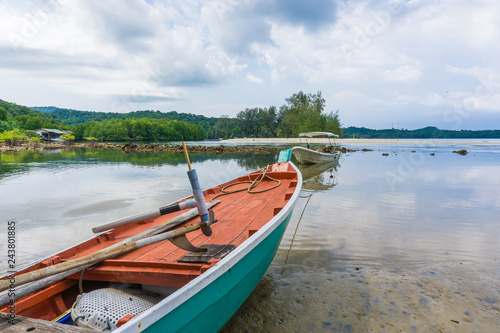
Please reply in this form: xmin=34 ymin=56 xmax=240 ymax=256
xmin=280 ymin=160 xmax=340 ymax=273
xmin=299 ymin=160 xmax=339 ymax=191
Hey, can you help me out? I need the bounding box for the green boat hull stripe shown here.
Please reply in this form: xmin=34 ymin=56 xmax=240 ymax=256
xmin=145 ymin=213 xmax=292 ymax=332
xmin=118 ymin=161 xmax=302 ymax=333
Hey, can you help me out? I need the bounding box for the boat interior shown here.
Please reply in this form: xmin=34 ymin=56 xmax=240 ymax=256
xmin=0 ymin=162 xmax=298 ymax=330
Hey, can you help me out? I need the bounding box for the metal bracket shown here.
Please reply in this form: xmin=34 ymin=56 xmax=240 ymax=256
xmin=169 ymin=234 xmax=206 ymax=253
xmin=201 ymin=209 xmax=217 ymax=236
xmin=169 ymin=208 xmax=217 ymax=251
xmin=178 ymin=244 xmax=236 ymax=263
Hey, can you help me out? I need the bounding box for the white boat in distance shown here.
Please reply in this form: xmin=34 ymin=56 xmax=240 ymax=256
xmin=292 ymin=132 xmax=341 ymax=164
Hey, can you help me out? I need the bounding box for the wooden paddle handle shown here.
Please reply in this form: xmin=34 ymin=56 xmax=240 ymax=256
xmin=182 ymin=141 xmax=192 ymax=171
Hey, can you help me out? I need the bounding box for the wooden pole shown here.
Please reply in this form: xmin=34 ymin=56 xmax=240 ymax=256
xmin=182 ymin=141 xmax=192 ymax=171
xmin=92 ymin=199 xmax=215 ymax=233
xmin=0 ymin=201 xmax=219 ymax=298
xmin=0 ymin=221 xmax=208 ymax=293
xmin=0 ymin=311 xmax=95 ymax=332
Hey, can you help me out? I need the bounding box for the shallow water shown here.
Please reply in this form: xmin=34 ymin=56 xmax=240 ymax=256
xmin=1 ymin=143 xmax=499 ymax=332
xmin=224 ymin=146 xmax=500 ymax=332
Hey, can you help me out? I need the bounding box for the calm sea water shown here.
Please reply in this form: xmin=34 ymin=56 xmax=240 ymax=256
xmin=1 ymin=142 xmax=499 ymax=332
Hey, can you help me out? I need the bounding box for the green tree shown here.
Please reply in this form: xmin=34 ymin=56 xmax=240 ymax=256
xmin=0 ymin=107 xmax=7 ymax=121
xmin=256 ymin=107 xmax=277 ymax=137
xmin=325 ymin=110 xmax=342 ymax=136
xmin=276 ymin=91 xmax=342 ymax=137
xmin=237 ymin=108 xmax=258 ymax=137
xmin=60 ymin=133 xmax=75 ymax=146
xmin=27 ymin=135 xmax=41 ymax=142
xmin=0 ymin=129 xmax=28 ymax=145
xmin=76 ymin=117 xmax=204 ymax=141
xmin=211 ymin=115 xmax=231 ymax=138
xmin=60 ymin=133 xmax=75 ymax=141
xmin=279 ymin=91 xmax=321 ymax=136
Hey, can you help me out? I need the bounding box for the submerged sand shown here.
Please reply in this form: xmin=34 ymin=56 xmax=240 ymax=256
xmin=223 ymin=263 xmax=500 ymax=333
xmin=220 ymin=138 xmax=500 ymax=145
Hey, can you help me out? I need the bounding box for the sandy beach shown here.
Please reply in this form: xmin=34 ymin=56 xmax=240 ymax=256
xmin=220 ymin=138 xmax=500 ymax=145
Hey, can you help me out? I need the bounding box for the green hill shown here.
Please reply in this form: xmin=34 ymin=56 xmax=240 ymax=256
xmin=0 ymin=100 xmax=206 ymax=141
xmin=4 ymin=98 xmax=500 ymax=141
xmin=33 ymin=106 xmax=218 ymax=132
xmin=343 ymin=126 xmax=500 ymax=139
xmin=0 ymin=99 xmax=62 ymax=131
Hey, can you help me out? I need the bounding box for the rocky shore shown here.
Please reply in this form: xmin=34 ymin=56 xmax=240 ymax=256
xmin=0 ymin=141 xmax=281 ymax=154
xmin=120 ymin=143 xmax=278 ymax=154
xmin=221 ymin=137 xmax=500 ymax=145
xmin=0 ymin=141 xmax=470 ymax=156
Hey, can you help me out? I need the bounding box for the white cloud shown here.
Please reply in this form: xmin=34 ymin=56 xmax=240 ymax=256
xmin=0 ymin=0 xmax=499 ymax=129
xmin=394 ymin=93 xmax=447 ymax=107
xmin=246 ymin=72 xmax=264 ymax=84
xmin=330 ymin=90 xmax=367 ymax=103
xmin=383 ymin=65 xmax=422 ymax=82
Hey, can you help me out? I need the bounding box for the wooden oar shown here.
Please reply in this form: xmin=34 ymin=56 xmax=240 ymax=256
xmin=92 ymin=199 xmax=208 ymax=234
xmin=0 ymin=221 xmax=209 ymax=293
xmin=111 ymin=200 xmax=219 ymax=246
xmin=0 ymin=266 xmax=87 ymax=309
xmin=0 ymin=201 xmax=220 ymax=301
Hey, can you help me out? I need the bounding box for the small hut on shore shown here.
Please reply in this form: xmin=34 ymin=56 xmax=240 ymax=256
xmin=35 ymin=128 xmax=74 ymax=142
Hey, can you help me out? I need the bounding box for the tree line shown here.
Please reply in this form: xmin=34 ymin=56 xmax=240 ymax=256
xmin=343 ymin=126 xmax=500 ymax=139
xmin=0 ymin=100 xmax=206 ymax=142
xmin=31 ymin=91 xmax=343 ymax=139
xmin=0 ymin=99 xmax=63 ymax=134
xmin=6 ymin=92 xmax=500 ymax=142
xmin=33 ymin=107 xmax=218 ymax=132
xmin=208 ymin=91 xmax=341 ymax=138
xmin=73 ymin=118 xmax=205 ymax=141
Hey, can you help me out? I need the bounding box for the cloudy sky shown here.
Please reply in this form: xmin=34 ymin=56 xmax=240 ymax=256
xmin=1 ymin=0 xmax=499 ymax=130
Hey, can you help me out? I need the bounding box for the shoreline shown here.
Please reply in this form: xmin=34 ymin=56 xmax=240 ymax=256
xmin=0 ymin=142 xmax=281 ymax=154
xmin=1 ymin=137 xmax=496 ymax=154
xmin=219 ymin=137 xmax=500 ymax=145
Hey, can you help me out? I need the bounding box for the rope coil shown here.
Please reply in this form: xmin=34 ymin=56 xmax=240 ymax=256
xmin=211 ymin=166 xmax=281 ymax=202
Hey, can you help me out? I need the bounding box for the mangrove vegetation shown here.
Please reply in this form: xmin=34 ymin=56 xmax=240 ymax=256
xmin=2 ymin=90 xmax=500 ymax=143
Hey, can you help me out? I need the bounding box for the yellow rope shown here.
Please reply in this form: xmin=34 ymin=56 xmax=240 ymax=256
xmin=282 ymin=190 xmax=315 ymax=274
xmin=51 ymin=308 xmax=72 ymax=322
xmin=210 ymin=166 xmax=281 ymax=202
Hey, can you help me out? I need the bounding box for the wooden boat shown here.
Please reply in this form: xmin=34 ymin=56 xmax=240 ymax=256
xmin=299 ymin=160 xmax=339 ymax=191
xmin=292 ymin=132 xmax=341 ymax=164
xmin=0 ymin=159 xmax=302 ymax=332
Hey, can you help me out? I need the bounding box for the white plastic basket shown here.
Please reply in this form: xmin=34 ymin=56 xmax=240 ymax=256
xmin=71 ymin=288 xmax=160 ymax=331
